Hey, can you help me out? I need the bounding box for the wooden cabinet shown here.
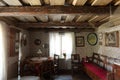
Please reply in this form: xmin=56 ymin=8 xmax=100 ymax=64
xmin=8 ymin=27 xmax=20 ymax=56
xmin=113 ymin=64 xmax=120 ymax=80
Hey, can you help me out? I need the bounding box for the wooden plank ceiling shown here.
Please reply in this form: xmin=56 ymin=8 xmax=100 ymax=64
xmin=0 ymin=0 xmax=119 ymax=31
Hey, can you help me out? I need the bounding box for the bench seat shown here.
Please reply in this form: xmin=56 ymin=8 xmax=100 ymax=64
xmin=83 ymin=62 xmax=107 ymax=80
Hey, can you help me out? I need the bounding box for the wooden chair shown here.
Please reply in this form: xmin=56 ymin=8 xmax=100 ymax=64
xmin=40 ymin=60 xmax=54 ymax=79
xmin=71 ymin=54 xmax=81 ymax=73
xmin=54 ymin=54 xmax=59 ymax=74
xmin=20 ymin=59 xmax=37 ymax=76
xmin=41 ymin=60 xmax=49 ymax=75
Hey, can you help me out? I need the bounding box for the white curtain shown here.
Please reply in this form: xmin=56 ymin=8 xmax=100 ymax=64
xmin=0 ymin=21 xmax=7 ymax=80
xmin=49 ymin=32 xmax=75 ymax=59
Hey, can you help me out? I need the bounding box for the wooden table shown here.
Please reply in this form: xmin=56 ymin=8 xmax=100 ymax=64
xmin=28 ymin=57 xmax=53 ymax=76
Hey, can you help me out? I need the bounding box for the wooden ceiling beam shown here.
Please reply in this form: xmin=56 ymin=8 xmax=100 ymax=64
xmin=16 ymin=22 xmax=104 ymax=29
xmin=28 ymin=28 xmax=95 ymax=32
xmin=114 ymin=0 xmax=120 ymax=5
xmin=0 ymin=6 xmax=116 ymax=16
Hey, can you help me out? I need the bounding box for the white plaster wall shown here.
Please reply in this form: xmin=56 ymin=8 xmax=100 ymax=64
xmin=95 ymin=24 xmax=120 ymax=59
xmin=76 ymin=32 xmax=96 ymax=58
xmin=5 ymin=24 xmax=30 ymax=79
xmin=20 ymin=31 xmax=30 ymax=60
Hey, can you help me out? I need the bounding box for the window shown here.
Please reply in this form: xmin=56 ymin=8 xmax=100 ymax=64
xmin=49 ymin=32 xmax=75 ymax=59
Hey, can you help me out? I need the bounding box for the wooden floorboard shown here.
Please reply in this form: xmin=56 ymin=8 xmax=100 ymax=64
xmin=42 ymin=71 xmax=92 ymax=80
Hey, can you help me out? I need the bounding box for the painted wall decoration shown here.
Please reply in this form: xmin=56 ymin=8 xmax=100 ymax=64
xmin=21 ymin=34 xmax=27 ymax=46
xmin=98 ymin=32 xmax=103 ymax=45
xmin=105 ymin=31 xmax=119 ymax=47
xmin=34 ymin=39 xmax=41 ymax=45
xmin=76 ymin=36 xmax=85 ymax=47
xmin=87 ymin=33 xmax=98 ymax=46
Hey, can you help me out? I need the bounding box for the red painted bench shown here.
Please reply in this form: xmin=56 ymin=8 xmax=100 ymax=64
xmin=82 ymin=53 xmax=116 ymax=80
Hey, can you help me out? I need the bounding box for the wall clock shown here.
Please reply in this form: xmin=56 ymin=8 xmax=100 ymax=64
xmin=87 ymin=33 xmax=98 ymax=46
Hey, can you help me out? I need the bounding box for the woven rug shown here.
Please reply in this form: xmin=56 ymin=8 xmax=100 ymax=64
xmin=54 ymin=75 xmax=72 ymax=80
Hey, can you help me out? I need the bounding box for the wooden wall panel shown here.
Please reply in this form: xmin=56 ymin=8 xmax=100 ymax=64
xmin=8 ymin=28 xmax=20 ymax=57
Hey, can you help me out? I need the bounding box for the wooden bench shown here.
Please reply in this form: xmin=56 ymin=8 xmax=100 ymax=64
xmin=82 ymin=53 xmax=120 ymax=80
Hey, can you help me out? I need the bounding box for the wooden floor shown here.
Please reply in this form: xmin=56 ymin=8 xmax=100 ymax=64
xmin=42 ymin=71 xmax=92 ymax=80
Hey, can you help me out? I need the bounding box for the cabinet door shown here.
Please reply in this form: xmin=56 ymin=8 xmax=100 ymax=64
xmin=113 ymin=64 xmax=120 ymax=80
xmin=9 ymin=27 xmax=20 ymax=56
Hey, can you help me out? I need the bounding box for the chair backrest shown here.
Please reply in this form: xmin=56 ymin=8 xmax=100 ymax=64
xmin=71 ymin=54 xmax=80 ymax=63
xmin=54 ymin=54 xmax=59 ymax=66
xmin=20 ymin=59 xmax=36 ymax=76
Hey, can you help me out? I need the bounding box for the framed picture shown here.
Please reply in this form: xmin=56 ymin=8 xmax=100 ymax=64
xmin=21 ymin=34 xmax=27 ymax=46
xmin=98 ymin=32 xmax=103 ymax=40
xmin=76 ymin=36 xmax=85 ymax=47
xmin=98 ymin=32 xmax=103 ymax=45
xmin=34 ymin=39 xmax=41 ymax=45
xmin=105 ymin=31 xmax=119 ymax=47
xmin=15 ymin=32 xmax=20 ymax=54
xmin=87 ymin=33 xmax=98 ymax=46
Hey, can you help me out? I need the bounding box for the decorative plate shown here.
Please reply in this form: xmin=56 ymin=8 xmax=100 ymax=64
xmin=34 ymin=39 xmax=41 ymax=45
xmin=87 ymin=33 xmax=98 ymax=46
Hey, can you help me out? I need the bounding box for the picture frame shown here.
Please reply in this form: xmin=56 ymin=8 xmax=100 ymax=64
xmin=105 ymin=31 xmax=119 ymax=47
xmin=98 ymin=32 xmax=103 ymax=40
xmin=87 ymin=33 xmax=98 ymax=46
xmin=34 ymin=39 xmax=41 ymax=45
xmin=21 ymin=34 xmax=27 ymax=46
xmin=15 ymin=32 xmax=20 ymax=54
xmin=76 ymin=36 xmax=85 ymax=47
xmin=98 ymin=32 xmax=103 ymax=45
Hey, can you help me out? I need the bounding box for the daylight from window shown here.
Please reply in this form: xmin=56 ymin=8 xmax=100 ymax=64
xmin=49 ymin=32 xmax=75 ymax=59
